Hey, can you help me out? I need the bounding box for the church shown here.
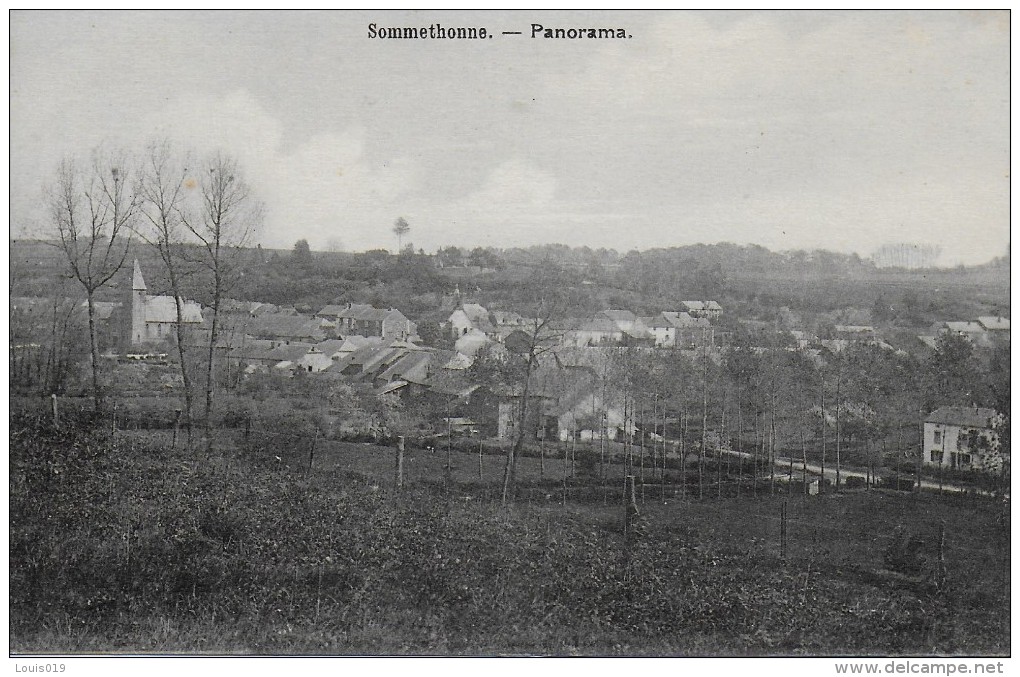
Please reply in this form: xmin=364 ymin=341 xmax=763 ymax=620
xmin=124 ymin=260 xmax=204 ymax=348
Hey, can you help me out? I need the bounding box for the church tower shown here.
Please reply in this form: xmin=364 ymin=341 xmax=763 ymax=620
xmin=130 ymin=259 xmax=147 ymax=346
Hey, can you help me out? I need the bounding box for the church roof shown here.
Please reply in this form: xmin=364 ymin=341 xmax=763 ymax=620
xmin=144 ymin=296 xmax=203 ymax=324
xmin=132 ymin=259 xmax=147 ymax=291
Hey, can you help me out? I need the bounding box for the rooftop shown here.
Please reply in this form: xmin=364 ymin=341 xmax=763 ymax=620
xmin=925 ymin=406 xmax=998 ymax=429
xmin=977 ymin=316 xmax=1010 ymax=331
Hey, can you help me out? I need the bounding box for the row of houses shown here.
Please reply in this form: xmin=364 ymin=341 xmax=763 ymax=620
xmin=221 ymin=329 xmax=635 ymax=443
xmin=234 ymin=326 xmax=1007 ymax=475
xmin=917 ymin=316 xmax=1011 ymax=349
xmin=447 ymin=303 xmax=722 ymax=351
xmin=102 ymin=262 xmax=422 ymax=352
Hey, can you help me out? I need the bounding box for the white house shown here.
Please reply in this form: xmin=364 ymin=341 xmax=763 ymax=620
xmin=923 ymin=406 xmax=1004 ymax=473
xmin=296 ymin=346 xmax=335 ymax=373
xmin=642 ymin=315 xmax=677 ymax=348
xmin=448 ymin=303 xmax=494 ymax=338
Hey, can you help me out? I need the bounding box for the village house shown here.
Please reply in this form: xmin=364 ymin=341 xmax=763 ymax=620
xmin=833 ymin=325 xmax=876 ymax=341
xmin=976 ymin=316 xmax=1010 ymax=335
xmin=546 ymin=381 xmax=628 ymax=442
xmin=491 ymin=310 xmax=526 ymax=328
xmin=940 ymin=321 xmax=986 ymax=343
xmin=789 ymin=330 xmax=819 ymax=351
xmin=680 ymin=301 xmax=723 ymax=320
xmin=447 ymin=302 xmax=495 ymax=338
xmin=923 ymin=406 xmax=1004 ymax=473
xmin=598 ymin=309 xmax=637 ymax=333
xmin=224 ymin=339 xmax=278 ymax=370
xmin=244 ymin=313 xmax=326 ymax=344
xmin=622 ymin=318 xmax=655 ymax=347
xmin=265 ymin=343 xmax=316 ymax=370
xmin=558 ymin=317 xmax=624 ymax=348
xmin=374 ymin=350 xmax=435 ymax=389
xmin=664 ymin=311 xmax=714 ymax=349
xmin=494 ymin=360 xmax=632 ymax=442
xmin=455 ymin=329 xmax=491 ymax=357
xmin=295 ymin=346 xmax=335 ymax=373
xmin=641 ymin=315 xmax=677 ymax=348
xmin=318 ymin=303 xmax=417 ymax=342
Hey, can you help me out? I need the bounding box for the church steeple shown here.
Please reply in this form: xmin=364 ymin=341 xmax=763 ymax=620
xmin=132 ymin=259 xmax=147 ymax=291
xmin=129 ymin=260 xmax=147 ymax=347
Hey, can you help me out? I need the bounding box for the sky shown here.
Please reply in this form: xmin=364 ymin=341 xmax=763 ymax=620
xmin=10 ymin=10 xmax=1010 ymax=265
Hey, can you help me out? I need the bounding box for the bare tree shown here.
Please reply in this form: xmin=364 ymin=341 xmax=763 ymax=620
xmin=392 ymin=216 xmax=410 ymax=253
xmin=136 ymin=140 xmax=198 ymax=444
xmin=50 ymin=149 xmax=137 ymax=413
xmin=472 ymin=299 xmax=563 ymax=506
xmin=500 ymin=309 xmax=561 ymax=505
xmin=181 ymin=152 xmax=261 ymax=447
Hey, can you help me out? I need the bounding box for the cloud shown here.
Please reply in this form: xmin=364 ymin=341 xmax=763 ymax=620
xmin=461 ymin=159 xmax=556 ymax=210
xmin=407 ymin=159 xmax=558 ymax=248
xmin=134 ymin=90 xmax=423 ymax=251
xmin=269 ymin=132 xmax=420 ymax=250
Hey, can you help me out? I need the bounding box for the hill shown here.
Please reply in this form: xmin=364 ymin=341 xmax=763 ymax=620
xmin=10 ymin=239 xmax=1009 ymax=332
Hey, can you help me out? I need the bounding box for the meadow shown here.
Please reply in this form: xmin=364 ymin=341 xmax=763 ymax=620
xmin=9 ymin=408 xmax=1010 ymax=656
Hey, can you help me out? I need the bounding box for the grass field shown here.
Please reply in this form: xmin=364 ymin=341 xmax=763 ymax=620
xmin=9 ymin=414 xmax=1010 ymax=656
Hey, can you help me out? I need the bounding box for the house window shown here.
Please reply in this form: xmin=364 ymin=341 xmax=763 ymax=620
xmin=930 ymin=450 xmax=941 ymax=463
xmin=933 ymin=430 xmax=942 ymax=445
xmin=951 ymin=452 xmax=972 ymax=469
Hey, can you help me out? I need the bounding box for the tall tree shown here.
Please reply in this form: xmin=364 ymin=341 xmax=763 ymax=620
xmin=471 ymin=303 xmax=562 ymax=505
xmin=503 ymin=311 xmax=562 ymax=505
xmin=181 ymin=152 xmax=261 ymax=447
xmin=392 ymin=217 xmax=410 ymax=253
xmin=925 ymin=332 xmax=980 ymax=410
xmin=136 ymin=140 xmax=197 ymax=443
xmin=49 ymin=149 xmax=137 ymax=413
xmin=293 ymin=238 xmax=312 ymax=264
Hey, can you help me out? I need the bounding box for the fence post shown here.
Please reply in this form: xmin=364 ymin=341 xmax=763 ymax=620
xmin=395 ymin=435 xmax=405 ymax=493
xmin=561 ymin=438 xmax=568 ymax=506
xmin=477 ymin=436 xmax=483 ymax=480
xmin=173 ymin=408 xmax=181 ymax=449
xmin=307 ymin=430 xmax=318 ymax=472
xmin=624 ymin=475 xmax=639 ymax=557
xmin=539 ymin=429 xmax=545 ymax=479
xmin=935 ymin=520 xmax=947 ymax=590
xmin=51 ymin=393 xmax=59 ymax=428
xmin=780 ymin=499 xmax=788 ymax=561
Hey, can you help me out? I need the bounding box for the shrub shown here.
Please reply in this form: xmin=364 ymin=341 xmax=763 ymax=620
xmin=883 ymin=526 xmax=928 ymax=575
